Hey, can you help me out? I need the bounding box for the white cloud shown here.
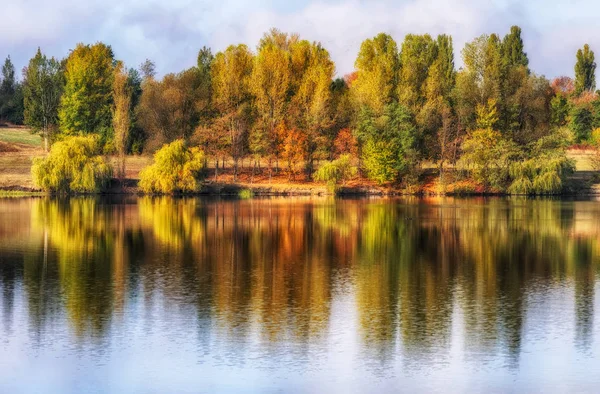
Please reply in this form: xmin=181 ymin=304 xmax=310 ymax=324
xmin=1 ymin=0 xmax=599 ymax=79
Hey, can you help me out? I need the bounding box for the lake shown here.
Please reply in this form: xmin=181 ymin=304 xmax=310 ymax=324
xmin=0 ymin=196 xmax=599 ymax=393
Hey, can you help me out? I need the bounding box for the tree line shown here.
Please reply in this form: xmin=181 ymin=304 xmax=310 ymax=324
xmin=1 ymin=26 xmax=599 ymax=192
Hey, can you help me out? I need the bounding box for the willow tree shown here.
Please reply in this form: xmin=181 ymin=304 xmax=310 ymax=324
xmin=211 ymin=44 xmax=254 ymax=180
xmin=58 ymin=43 xmax=115 ymax=148
xmin=23 ymin=48 xmax=64 ymax=151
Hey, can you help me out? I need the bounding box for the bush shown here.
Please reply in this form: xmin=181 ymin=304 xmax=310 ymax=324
xmin=314 ymin=154 xmax=358 ymax=192
xmin=31 ymin=135 xmax=112 ymax=193
xmin=139 ymin=139 xmax=205 ymax=194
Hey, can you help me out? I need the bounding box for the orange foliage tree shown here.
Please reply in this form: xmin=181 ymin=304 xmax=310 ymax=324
xmin=333 ymin=128 xmax=358 ymax=158
xmin=277 ymin=122 xmax=307 ymax=180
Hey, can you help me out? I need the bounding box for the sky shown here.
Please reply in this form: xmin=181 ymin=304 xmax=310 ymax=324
xmin=1 ymin=0 xmax=599 ymax=80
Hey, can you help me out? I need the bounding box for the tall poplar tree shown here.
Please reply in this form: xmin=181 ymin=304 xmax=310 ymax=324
xmin=575 ymin=44 xmax=596 ymax=95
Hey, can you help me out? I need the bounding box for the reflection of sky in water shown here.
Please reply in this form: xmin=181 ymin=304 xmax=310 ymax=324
xmin=0 ymin=197 xmax=599 ymax=393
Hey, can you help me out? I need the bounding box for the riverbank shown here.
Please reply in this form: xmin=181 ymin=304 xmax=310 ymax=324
xmin=2 ymin=127 xmax=600 ymax=197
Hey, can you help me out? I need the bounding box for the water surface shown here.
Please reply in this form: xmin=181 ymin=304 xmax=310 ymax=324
xmin=0 ymin=196 xmax=599 ymax=393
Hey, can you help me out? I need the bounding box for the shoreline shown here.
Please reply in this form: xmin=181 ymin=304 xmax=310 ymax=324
xmin=2 ymin=181 xmax=600 ymax=197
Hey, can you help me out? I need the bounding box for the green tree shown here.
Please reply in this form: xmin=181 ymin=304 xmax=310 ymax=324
xmin=501 ymin=26 xmax=529 ymax=70
xmin=575 ymin=44 xmax=596 ymax=95
xmin=0 ymin=56 xmax=24 ymax=124
xmin=570 ymin=104 xmax=594 ymax=142
xmin=358 ymin=103 xmax=417 ymax=184
xmin=23 ymin=48 xmax=64 ymax=151
xmin=58 ymin=43 xmax=115 ymax=148
xmin=398 ymin=34 xmax=437 ymax=111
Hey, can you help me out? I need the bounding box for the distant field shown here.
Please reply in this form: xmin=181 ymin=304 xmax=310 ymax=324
xmin=0 ymin=127 xmax=42 ymax=147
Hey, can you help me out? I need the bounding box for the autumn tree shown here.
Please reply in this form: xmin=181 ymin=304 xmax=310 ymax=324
xmin=277 ymin=122 xmax=307 ymax=180
xmin=23 ymin=48 xmax=64 ymax=151
xmin=290 ymin=41 xmax=335 ymax=176
xmin=112 ymin=62 xmax=131 ymax=180
xmin=137 ymin=67 xmax=205 ymax=150
xmin=250 ymin=33 xmax=291 ymax=174
xmin=211 ymin=44 xmax=254 ymax=180
xmin=353 ymin=33 xmax=400 ymax=113
xmin=59 ymin=43 xmax=115 ymax=148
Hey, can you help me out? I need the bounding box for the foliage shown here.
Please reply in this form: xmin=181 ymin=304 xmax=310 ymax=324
xmin=358 ymin=103 xmax=418 ymax=184
xmin=508 ymin=133 xmax=575 ymax=194
xmin=31 ymin=135 xmax=112 ymax=193
xmin=277 ymin=122 xmax=307 ymax=179
xmin=23 ymin=48 xmax=64 ymax=151
xmin=112 ymin=62 xmax=131 ymax=179
xmin=570 ymin=104 xmax=594 ymax=142
xmin=138 ymin=67 xmax=206 ymax=151
xmin=333 ymin=128 xmax=358 ymax=158
xmin=575 ymin=44 xmax=596 ymax=95
xmin=353 ymin=33 xmax=399 ymax=113
xmin=0 ymin=56 xmax=24 ymax=124
xmin=138 ymin=139 xmax=205 ymax=194
xmin=58 ymin=43 xmax=115 ymax=148
xmin=210 ymin=44 xmax=254 ymax=178
xmin=459 ymin=128 xmax=519 ymax=190
xmin=313 ymin=154 xmax=357 ymax=191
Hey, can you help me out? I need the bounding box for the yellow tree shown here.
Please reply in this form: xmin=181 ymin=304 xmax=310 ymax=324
xmin=112 ymin=62 xmax=131 ymax=181
xmin=250 ymin=35 xmax=291 ymax=175
xmin=291 ymin=42 xmax=335 ymax=176
xmin=352 ymin=33 xmax=400 ymax=114
xmin=211 ymin=44 xmax=254 ymax=180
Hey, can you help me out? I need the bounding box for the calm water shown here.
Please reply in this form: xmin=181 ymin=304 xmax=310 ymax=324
xmin=0 ymin=196 xmax=600 ymax=393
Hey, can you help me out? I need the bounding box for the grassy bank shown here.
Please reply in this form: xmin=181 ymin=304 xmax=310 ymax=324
xmin=2 ymin=127 xmax=600 ymax=196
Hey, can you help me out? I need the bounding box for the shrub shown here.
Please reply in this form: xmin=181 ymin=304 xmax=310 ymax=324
xmin=139 ymin=139 xmax=205 ymax=194
xmin=31 ymin=135 xmax=112 ymax=193
xmin=314 ymin=154 xmax=358 ymax=192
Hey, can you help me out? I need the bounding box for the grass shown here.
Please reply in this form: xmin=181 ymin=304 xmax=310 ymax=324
xmin=0 ymin=127 xmax=42 ymax=147
xmin=0 ymin=190 xmax=45 ymax=197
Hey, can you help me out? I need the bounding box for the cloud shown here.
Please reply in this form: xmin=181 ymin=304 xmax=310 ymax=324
xmin=0 ymin=0 xmax=599 ymax=79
